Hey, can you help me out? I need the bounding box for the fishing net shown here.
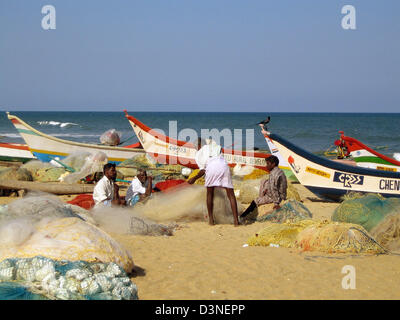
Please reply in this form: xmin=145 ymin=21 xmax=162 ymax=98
xmin=116 ymin=167 xmax=138 ymax=178
xmin=100 ymin=129 xmax=121 ymax=146
xmin=187 ymin=169 xmax=206 ymax=185
xmin=257 ymin=200 xmax=312 ymax=223
xmin=119 ymin=154 xmax=157 ymax=169
xmin=247 ymin=220 xmax=316 ymax=248
xmin=233 ymin=178 xmax=261 ymax=204
xmin=33 ymin=167 xmax=67 ymax=182
xmin=296 ymin=221 xmax=385 ymax=254
xmin=91 ymin=207 xmax=176 ymax=236
xmin=62 ymin=152 xmax=108 ymax=184
xmin=0 ymin=217 xmax=134 ymax=273
xmin=21 ymin=160 xmax=54 ymax=176
xmin=242 ymin=168 xmax=268 ymax=180
xmin=332 ymin=194 xmax=400 ymax=232
xmin=0 ymin=257 xmax=137 ymax=300
xmin=0 ymin=168 xmax=32 ymax=181
xmin=61 ymin=151 xmax=92 ymax=172
xmin=131 ymin=184 xmax=244 ymax=224
xmin=370 ymin=213 xmax=400 ymax=252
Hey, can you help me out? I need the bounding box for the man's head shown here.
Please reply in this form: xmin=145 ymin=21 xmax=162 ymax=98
xmin=137 ymin=169 xmax=147 ymax=184
xmin=103 ymin=163 xmax=117 ymax=181
xmin=266 ymin=155 xmax=279 ymax=171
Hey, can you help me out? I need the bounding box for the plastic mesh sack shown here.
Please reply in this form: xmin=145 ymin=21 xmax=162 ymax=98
xmin=332 ymin=194 xmax=400 ymax=232
xmin=296 ymin=221 xmax=385 ymax=254
xmin=0 ymin=257 xmax=137 ymax=300
xmin=247 ymin=220 xmax=316 ymax=248
xmin=62 ymin=152 xmax=108 ymax=184
xmin=257 ymin=200 xmax=312 ymax=223
xmin=100 ymin=129 xmax=121 ymax=146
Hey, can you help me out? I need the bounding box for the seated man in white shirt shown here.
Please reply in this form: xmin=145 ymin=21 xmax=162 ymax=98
xmin=125 ymin=169 xmax=153 ymax=207
xmin=93 ymin=163 xmax=125 ymax=208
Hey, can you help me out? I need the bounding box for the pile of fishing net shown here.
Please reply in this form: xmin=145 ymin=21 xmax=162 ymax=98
xmin=130 ymin=184 xmax=244 ymax=224
xmin=0 ymin=167 xmax=32 ymax=181
xmin=0 ymin=257 xmax=137 ymax=300
xmin=247 ymin=220 xmax=386 ymax=254
xmin=91 ymin=207 xmax=176 ymax=236
xmin=370 ymin=214 xmax=400 ymax=252
xmin=61 ymin=152 xmax=108 ymax=184
xmin=257 ymin=200 xmax=312 ymax=223
xmin=100 ymin=129 xmax=121 ymax=146
xmin=21 ymin=160 xmax=54 ymax=176
xmin=61 ymin=151 xmax=92 ymax=172
xmin=0 ymin=195 xmax=134 ymax=274
xmin=232 ymin=177 xmax=301 ymax=205
xmin=332 ymin=193 xmax=400 ymax=232
xmin=242 ymin=168 xmax=268 ymax=180
xmin=119 ymin=154 xmax=156 ymax=169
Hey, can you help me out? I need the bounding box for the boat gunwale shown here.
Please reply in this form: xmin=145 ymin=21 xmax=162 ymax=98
xmin=7 ymin=113 xmax=144 ymax=153
xmin=268 ymin=132 xmax=400 ymax=179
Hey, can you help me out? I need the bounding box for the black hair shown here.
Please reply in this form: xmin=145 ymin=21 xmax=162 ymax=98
xmin=266 ymin=155 xmax=279 ymax=166
xmin=103 ymin=163 xmax=116 ymax=173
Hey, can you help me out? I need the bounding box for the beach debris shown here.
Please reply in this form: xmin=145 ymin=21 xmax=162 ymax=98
xmin=100 ymin=129 xmax=121 ymax=146
xmin=0 ymin=257 xmax=138 ymax=300
xmin=242 ymin=244 xmax=249 ymax=247
xmin=332 ymin=193 xmax=400 ymax=232
xmin=269 ymin=243 xmax=280 ymax=248
xmin=257 ymin=200 xmax=312 ymax=223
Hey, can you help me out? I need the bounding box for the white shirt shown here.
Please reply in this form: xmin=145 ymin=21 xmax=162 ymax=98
xmin=93 ymin=176 xmax=114 ymax=207
xmin=125 ymin=176 xmax=146 ymax=201
xmin=195 ymin=141 xmax=222 ymax=170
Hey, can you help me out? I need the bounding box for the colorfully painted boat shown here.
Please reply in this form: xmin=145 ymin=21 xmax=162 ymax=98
xmin=0 ymin=142 xmax=35 ymax=163
xmin=263 ymin=130 xmax=400 ymax=200
xmin=6 ymin=112 xmax=145 ymax=164
xmin=336 ymin=131 xmax=400 ymax=172
xmin=124 ymin=110 xmax=272 ymax=171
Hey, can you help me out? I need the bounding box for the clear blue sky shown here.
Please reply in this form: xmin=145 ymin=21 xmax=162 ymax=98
xmin=0 ymin=0 xmax=399 ymax=112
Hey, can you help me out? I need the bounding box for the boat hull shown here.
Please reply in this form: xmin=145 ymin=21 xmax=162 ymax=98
xmin=266 ymin=133 xmax=400 ymax=201
xmin=0 ymin=142 xmax=35 ymax=163
xmin=7 ymin=113 xmax=145 ymax=164
xmin=125 ymin=111 xmax=270 ymax=170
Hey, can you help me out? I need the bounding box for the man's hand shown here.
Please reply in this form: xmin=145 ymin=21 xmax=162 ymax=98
xmin=187 ymin=177 xmax=196 ymax=185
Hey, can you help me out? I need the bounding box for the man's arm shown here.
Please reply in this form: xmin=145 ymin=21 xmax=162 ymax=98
xmin=187 ymin=169 xmax=205 ymax=184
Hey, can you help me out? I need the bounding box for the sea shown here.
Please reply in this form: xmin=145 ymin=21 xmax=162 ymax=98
xmin=0 ymin=111 xmax=399 ymax=157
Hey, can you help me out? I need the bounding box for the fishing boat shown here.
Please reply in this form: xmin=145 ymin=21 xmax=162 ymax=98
xmin=6 ymin=112 xmax=145 ymax=164
xmin=124 ymin=110 xmax=272 ymax=171
xmin=335 ymin=131 xmax=400 ymax=172
xmin=0 ymin=142 xmax=35 ymax=163
xmin=263 ymin=129 xmax=400 ymax=200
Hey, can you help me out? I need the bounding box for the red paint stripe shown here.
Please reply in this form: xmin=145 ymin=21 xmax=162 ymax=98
xmin=125 ymin=111 xmax=271 ymax=160
xmin=11 ymin=119 xmax=20 ymax=125
xmin=341 ymin=135 xmax=400 ymax=166
xmin=0 ymin=143 xmax=30 ymax=151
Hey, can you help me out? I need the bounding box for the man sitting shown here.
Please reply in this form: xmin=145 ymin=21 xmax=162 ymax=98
xmin=125 ymin=169 xmax=153 ymax=207
xmin=240 ymin=155 xmax=287 ymax=221
xmin=93 ymin=163 xmax=125 ymax=208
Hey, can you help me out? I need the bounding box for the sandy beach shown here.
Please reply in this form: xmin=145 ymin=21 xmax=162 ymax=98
xmin=1 ymin=183 xmax=399 ymax=300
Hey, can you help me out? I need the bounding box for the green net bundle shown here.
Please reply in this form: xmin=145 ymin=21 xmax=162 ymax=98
xmin=0 ymin=167 xmax=32 ymax=181
xmin=33 ymin=167 xmax=67 ymax=182
xmin=332 ymin=194 xmax=400 ymax=232
xmin=257 ymin=200 xmax=312 ymax=223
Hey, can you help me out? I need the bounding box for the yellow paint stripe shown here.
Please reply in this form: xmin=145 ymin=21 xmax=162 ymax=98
xmin=306 ymin=166 xmax=331 ymax=179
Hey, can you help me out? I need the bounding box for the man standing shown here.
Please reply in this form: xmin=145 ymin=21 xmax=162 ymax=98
xmin=188 ymin=138 xmax=240 ymax=226
xmin=240 ymin=155 xmax=287 ymax=220
xmin=93 ymin=163 xmax=125 ymax=208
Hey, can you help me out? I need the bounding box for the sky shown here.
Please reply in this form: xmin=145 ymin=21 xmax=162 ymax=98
xmin=0 ymin=0 xmax=399 ymax=112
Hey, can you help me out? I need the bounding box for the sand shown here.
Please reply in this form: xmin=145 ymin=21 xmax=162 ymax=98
xmin=1 ymin=183 xmax=400 ymax=300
